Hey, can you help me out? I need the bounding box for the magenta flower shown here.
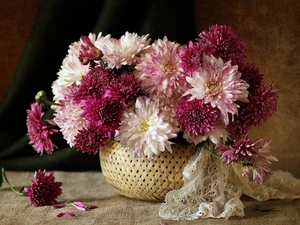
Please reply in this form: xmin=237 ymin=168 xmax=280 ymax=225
xmin=238 ymin=62 xmax=264 ymax=95
xmin=176 ymin=97 xmax=218 ymax=137
xmin=26 ymin=102 xmax=58 ymax=155
xmin=219 ymin=135 xmax=259 ymax=164
xmin=79 ymin=35 xmax=102 ymax=64
xmin=179 ymin=41 xmax=202 ymax=74
xmin=104 ymin=73 xmax=142 ymax=108
xmin=74 ymin=125 xmax=111 ymax=155
xmin=73 ymin=65 xmax=117 ymax=103
xmin=198 ymin=24 xmax=246 ymax=65
xmin=23 ymin=170 xmax=62 ymax=207
xmin=175 ymin=96 xmax=228 ymax=146
xmin=81 ymin=95 xmax=124 ymax=132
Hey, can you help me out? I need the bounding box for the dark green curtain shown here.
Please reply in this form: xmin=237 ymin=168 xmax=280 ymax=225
xmin=0 ymin=0 xmax=195 ymax=171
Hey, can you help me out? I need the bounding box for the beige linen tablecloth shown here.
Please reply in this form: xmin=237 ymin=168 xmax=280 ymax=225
xmin=1 ymin=171 xmax=299 ymax=225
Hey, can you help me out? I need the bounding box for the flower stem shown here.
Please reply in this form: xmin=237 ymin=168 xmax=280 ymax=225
xmin=1 ymin=168 xmax=24 ymax=196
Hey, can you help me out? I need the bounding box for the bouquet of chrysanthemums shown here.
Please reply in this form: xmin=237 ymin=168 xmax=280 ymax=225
xmin=26 ymin=24 xmax=278 ymax=184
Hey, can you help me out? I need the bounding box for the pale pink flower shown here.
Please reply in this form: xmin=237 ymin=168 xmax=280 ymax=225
xmin=134 ymin=36 xmax=189 ymax=98
xmin=71 ymin=201 xmax=98 ymax=211
xmin=115 ymin=96 xmax=179 ymax=159
xmin=251 ymin=140 xmax=278 ymax=184
xmin=53 ymin=100 xmax=87 ymax=147
xmin=23 ymin=170 xmax=62 ymax=207
xmin=56 ymin=54 xmax=90 ymax=88
xmin=99 ymin=32 xmax=150 ymax=69
xmin=26 ymin=102 xmax=58 ymax=155
xmin=184 ymin=54 xmax=249 ymax=124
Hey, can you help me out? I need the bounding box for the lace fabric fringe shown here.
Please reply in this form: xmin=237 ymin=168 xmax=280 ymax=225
xmin=159 ymin=145 xmax=300 ymax=221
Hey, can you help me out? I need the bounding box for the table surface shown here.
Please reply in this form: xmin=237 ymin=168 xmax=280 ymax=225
xmin=1 ymin=171 xmax=300 ymax=225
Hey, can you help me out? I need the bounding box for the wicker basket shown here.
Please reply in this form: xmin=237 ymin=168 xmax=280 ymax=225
xmin=99 ymin=140 xmax=197 ymax=202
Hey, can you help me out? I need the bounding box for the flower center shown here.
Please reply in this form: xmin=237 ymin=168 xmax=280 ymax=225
xmin=140 ymin=119 xmax=150 ymax=131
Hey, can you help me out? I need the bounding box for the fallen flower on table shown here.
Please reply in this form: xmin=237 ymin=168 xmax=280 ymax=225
xmin=56 ymin=211 xmax=77 ymax=217
xmin=72 ymin=201 xmax=98 ymax=211
xmin=0 ymin=168 xmax=62 ymax=207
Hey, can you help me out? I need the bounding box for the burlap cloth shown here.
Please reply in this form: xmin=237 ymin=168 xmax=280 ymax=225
xmin=1 ymin=171 xmax=299 ymax=225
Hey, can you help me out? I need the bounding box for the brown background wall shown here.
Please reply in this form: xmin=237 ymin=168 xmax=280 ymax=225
xmin=1 ymin=0 xmax=299 ymax=177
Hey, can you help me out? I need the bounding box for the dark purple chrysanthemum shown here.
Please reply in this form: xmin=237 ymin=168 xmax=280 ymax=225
xmin=179 ymin=41 xmax=202 ymax=74
xmin=79 ymin=35 xmax=102 ymax=64
xmin=175 ymin=97 xmax=218 ymax=136
xmin=104 ymin=73 xmax=142 ymax=108
xmin=26 ymin=102 xmax=58 ymax=155
xmin=74 ymin=125 xmax=111 ymax=154
xmin=238 ymin=62 xmax=264 ymax=94
xmin=73 ymin=65 xmax=117 ymax=103
xmin=198 ymin=24 xmax=246 ymax=65
xmin=81 ymin=95 xmax=124 ymax=132
xmin=229 ymin=83 xmax=278 ymax=139
xmin=249 ymin=83 xmax=278 ymax=126
xmin=23 ymin=170 xmax=62 ymax=207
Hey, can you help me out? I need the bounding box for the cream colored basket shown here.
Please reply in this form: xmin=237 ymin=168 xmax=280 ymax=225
xmin=100 ymin=140 xmax=197 ymax=202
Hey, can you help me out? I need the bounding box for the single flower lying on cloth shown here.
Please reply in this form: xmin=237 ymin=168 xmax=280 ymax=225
xmin=23 ymin=24 xmax=300 ymax=220
xmin=0 ymin=168 xmax=62 ymax=206
xmin=0 ymin=168 xmax=97 ymax=218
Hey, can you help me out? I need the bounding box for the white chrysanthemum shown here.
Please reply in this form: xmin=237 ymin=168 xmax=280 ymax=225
xmin=56 ymin=54 xmax=90 ymax=88
xmin=53 ymin=100 xmax=87 ymax=147
xmin=184 ymin=54 xmax=249 ymax=124
xmin=97 ymin=32 xmax=151 ymax=69
xmin=68 ymin=32 xmax=110 ymax=57
xmin=115 ymin=96 xmax=178 ymax=159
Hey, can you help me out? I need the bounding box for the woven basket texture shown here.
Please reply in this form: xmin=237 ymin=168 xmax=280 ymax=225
xmin=100 ymin=141 xmax=197 ymax=202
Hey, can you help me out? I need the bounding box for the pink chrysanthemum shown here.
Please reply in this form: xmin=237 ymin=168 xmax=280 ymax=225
xmin=134 ymin=37 xmax=188 ymax=98
xmin=26 ymin=102 xmax=58 ymax=155
xmin=81 ymin=95 xmax=124 ymax=132
xmin=74 ymin=125 xmax=111 ymax=155
xmin=53 ymin=100 xmax=87 ymax=147
xmin=184 ymin=54 xmax=249 ymax=125
xmin=115 ymin=96 xmax=178 ymax=159
xmin=73 ymin=65 xmax=117 ymax=103
xmin=198 ymin=24 xmax=246 ymax=65
xmin=179 ymin=41 xmax=202 ymax=74
xmin=104 ymin=73 xmax=142 ymax=108
xmin=23 ymin=170 xmax=62 ymax=207
xmin=79 ymin=35 xmax=102 ymax=64
xmin=251 ymin=140 xmax=278 ymax=184
xmin=238 ymin=62 xmax=264 ymax=94
xmin=219 ymin=135 xmax=259 ymax=164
